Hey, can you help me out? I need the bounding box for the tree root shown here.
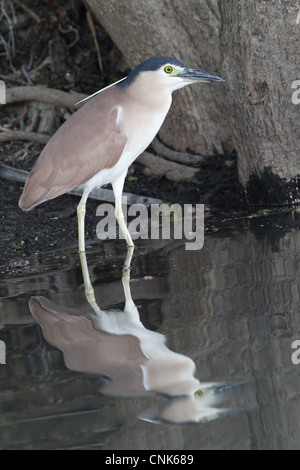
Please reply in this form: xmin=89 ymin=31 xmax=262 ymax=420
xmin=152 ymin=138 xmax=206 ymax=166
xmin=0 ymin=130 xmax=49 ymax=144
xmin=6 ymin=85 xmax=87 ymax=110
xmin=137 ymin=151 xmax=198 ymax=183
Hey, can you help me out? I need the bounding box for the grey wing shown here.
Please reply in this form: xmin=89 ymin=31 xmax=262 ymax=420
xmin=19 ymin=89 xmax=127 ymax=210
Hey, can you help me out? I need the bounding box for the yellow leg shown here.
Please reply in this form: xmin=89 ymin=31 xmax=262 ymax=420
xmin=121 ymin=246 xmax=140 ymax=323
xmin=122 ymin=245 xmax=134 ymax=282
xmin=77 ymin=190 xmax=102 ymax=316
xmin=112 ymin=175 xmax=135 ymax=247
xmin=79 ymin=249 xmax=102 ymax=316
xmin=77 ymin=190 xmax=90 ymax=253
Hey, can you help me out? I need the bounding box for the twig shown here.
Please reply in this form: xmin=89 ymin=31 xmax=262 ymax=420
xmin=13 ymin=141 xmax=32 ymax=159
xmin=1 ymin=0 xmax=17 ymax=58
xmin=0 ymin=71 xmax=24 ymax=83
xmin=58 ymin=24 xmax=79 ymax=48
xmin=13 ymin=0 xmax=40 ymax=21
xmin=0 ymin=130 xmax=49 ymax=144
xmin=28 ymin=56 xmax=54 ymax=81
xmin=86 ymin=9 xmax=103 ymax=74
xmin=21 ymin=64 xmax=34 ymax=85
xmin=26 ymin=47 xmax=34 ymax=71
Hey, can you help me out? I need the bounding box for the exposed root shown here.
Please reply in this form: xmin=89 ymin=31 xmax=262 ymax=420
xmin=152 ymin=137 xmax=206 ymax=165
xmin=0 ymin=130 xmax=49 ymax=144
xmin=137 ymin=151 xmax=198 ymax=183
xmin=6 ymin=85 xmax=87 ymax=110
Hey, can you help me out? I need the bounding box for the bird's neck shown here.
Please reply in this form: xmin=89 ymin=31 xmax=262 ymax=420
xmin=124 ymin=73 xmax=172 ymax=112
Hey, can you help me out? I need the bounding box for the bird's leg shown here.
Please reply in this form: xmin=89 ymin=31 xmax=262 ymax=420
xmin=77 ymin=189 xmax=102 ymax=316
xmin=79 ymin=249 xmax=102 ymax=316
xmin=122 ymin=245 xmax=140 ymax=323
xmin=77 ymin=189 xmax=89 ymax=253
xmin=112 ymin=175 xmax=134 ymax=247
xmin=122 ymin=245 xmax=134 ymax=282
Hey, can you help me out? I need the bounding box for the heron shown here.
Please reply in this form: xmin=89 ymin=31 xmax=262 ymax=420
xmin=19 ymin=56 xmax=225 ymax=252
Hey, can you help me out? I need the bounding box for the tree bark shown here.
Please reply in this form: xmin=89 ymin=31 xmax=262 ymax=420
xmin=85 ymin=0 xmax=300 ymax=205
xmin=221 ymin=1 xmax=300 ymax=203
xmin=85 ymin=0 xmax=232 ymax=156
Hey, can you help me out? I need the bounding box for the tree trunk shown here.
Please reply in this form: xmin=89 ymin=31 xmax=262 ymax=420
xmin=221 ymin=1 xmax=300 ymax=205
xmin=85 ymin=0 xmax=232 ymax=156
xmin=86 ymin=0 xmax=300 ymax=205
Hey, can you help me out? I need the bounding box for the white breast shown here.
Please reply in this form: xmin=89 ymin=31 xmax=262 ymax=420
xmin=84 ymin=87 xmax=172 ymax=190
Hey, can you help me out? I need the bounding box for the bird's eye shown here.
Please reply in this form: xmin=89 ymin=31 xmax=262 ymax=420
xmin=164 ymin=65 xmax=173 ymax=74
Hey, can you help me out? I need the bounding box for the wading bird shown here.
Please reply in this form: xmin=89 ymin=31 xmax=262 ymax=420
xmin=19 ymin=57 xmax=225 ymax=252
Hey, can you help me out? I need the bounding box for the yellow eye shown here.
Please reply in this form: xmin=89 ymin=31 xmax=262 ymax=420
xmin=164 ymin=65 xmax=173 ymax=74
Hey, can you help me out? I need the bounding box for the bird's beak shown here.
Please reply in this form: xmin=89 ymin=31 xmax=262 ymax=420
xmin=178 ymin=68 xmax=225 ymax=83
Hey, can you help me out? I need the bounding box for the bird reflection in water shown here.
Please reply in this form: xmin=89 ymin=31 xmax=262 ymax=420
xmin=29 ymin=247 xmax=224 ymax=424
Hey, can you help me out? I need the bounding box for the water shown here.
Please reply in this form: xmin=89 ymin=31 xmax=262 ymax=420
xmin=1 ymin=210 xmax=300 ymax=449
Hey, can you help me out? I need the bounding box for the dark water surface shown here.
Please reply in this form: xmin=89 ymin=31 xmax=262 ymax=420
xmin=1 ymin=210 xmax=300 ymax=450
